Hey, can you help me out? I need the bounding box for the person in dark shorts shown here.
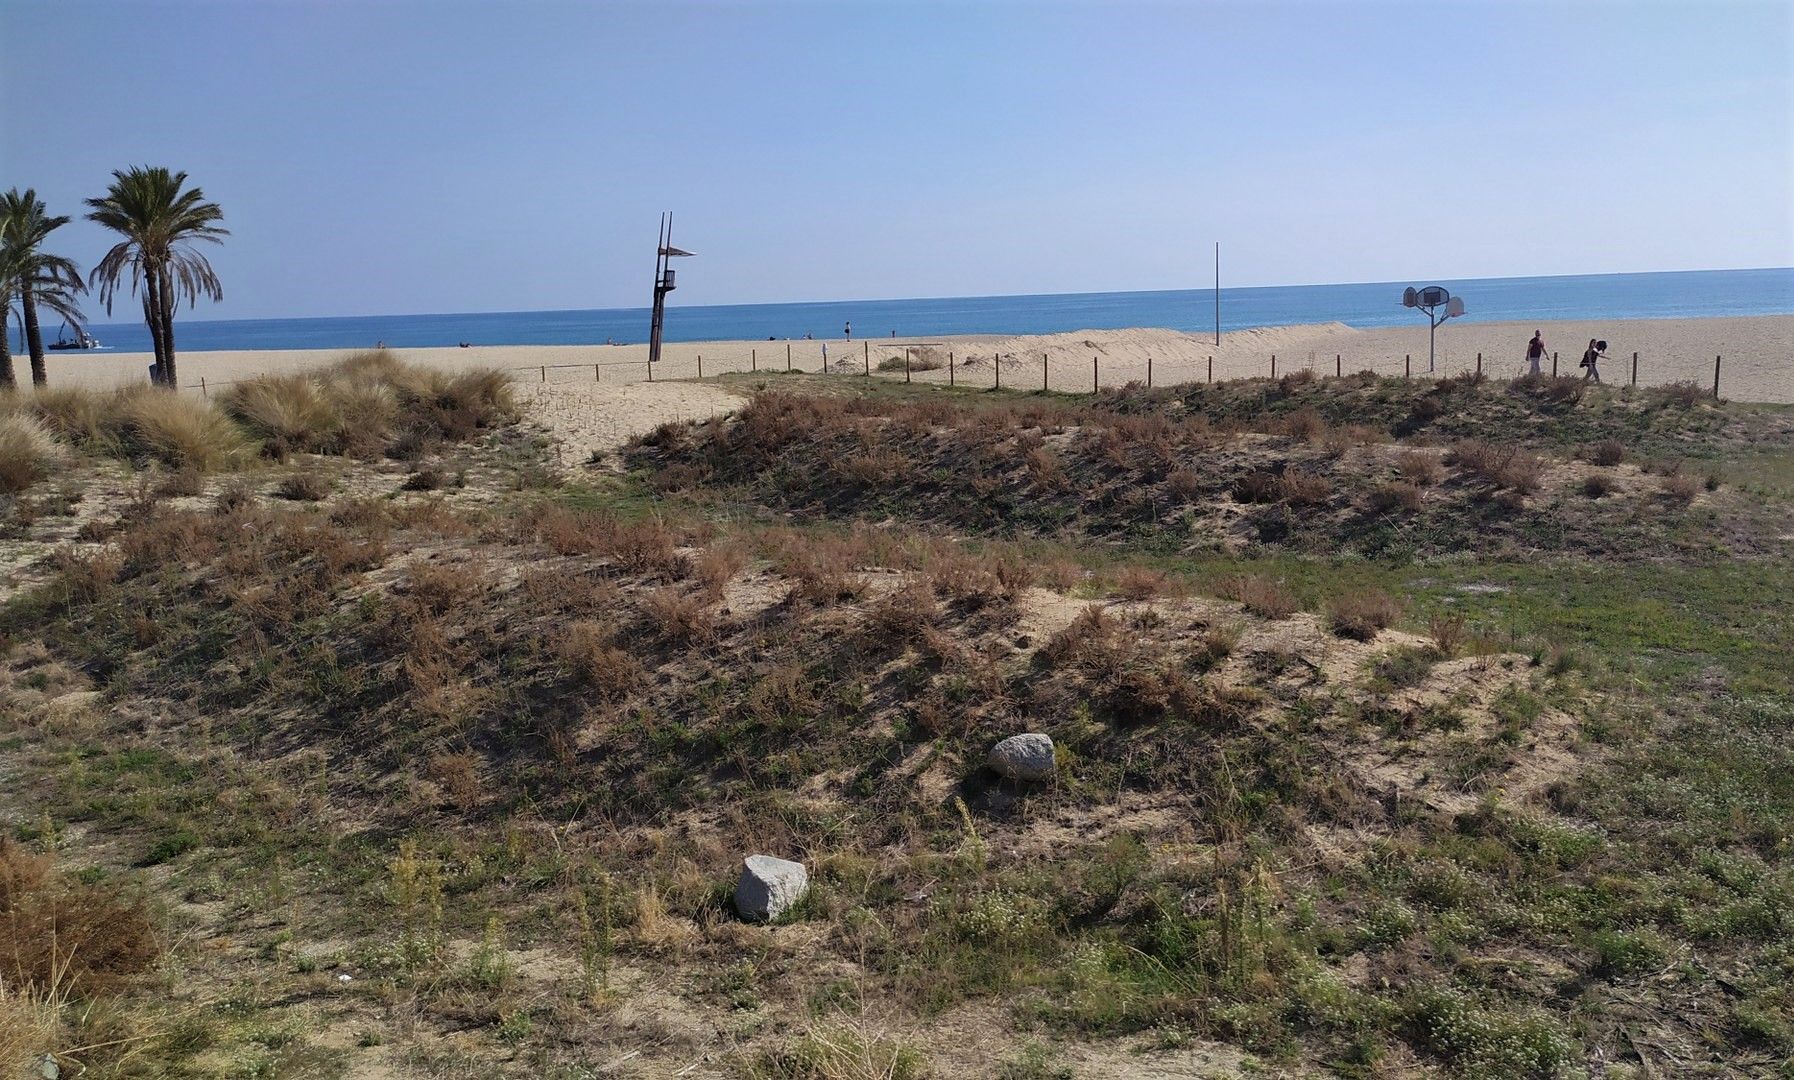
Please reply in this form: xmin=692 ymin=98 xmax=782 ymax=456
xmin=1580 ymin=338 xmax=1606 ymax=383
xmin=1526 ymin=330 xmax=1546 ymax=377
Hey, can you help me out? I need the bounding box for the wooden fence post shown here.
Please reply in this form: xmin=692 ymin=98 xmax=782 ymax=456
xmin=995 ymin=355 xmax=1001 ymax=390
xmin=594 ymin=364 xmax=600 ymax=382
xmin=199 ymin=377 xmax=207 ymax=398
xmin=1552 ymin=351 xmax=1558 ymax=377
xmin=906 ymin=348 xmax=912 ymax=384
xmin=1713 ymin=355 xmax=1722 ymax=399
xmin=540 ymin=365 xmax=547 ymax=383
xmin=863 ymin=340 xmax=870 ymax=376
xmin=751 ymin=348 xmax=757 ymax=373
xmin=949 ymin=351 xmax=955 ymax=387
xmin=1476 ymin=352 xmax=1482 ymax=376
xmin=1631 ymin=352 xmax=1638 ymax=387
xmin=786 ymin=344 xmax=792 ymax=372
xmin=1147 ymin=356 xmax=1153 ymax=388
xmin=1092 ymin=354 xmax=1098 ymax=393
xmin=1335 ymin=354 xmax=1341 ymax=378
xmin=697 ymin=354 xmax=702 ymax=379
xmin=1207 ymin=355 xmax=1213 ymax=384
xmin=1043 ymin=352 xmax=1049 ymax=392
xmin=1271 ymin=354 xmax=1277 ymax=379
xmin=1405 ymin=355 xmax=1411 ymax=378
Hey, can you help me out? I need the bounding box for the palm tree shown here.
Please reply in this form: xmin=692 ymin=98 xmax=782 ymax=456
xmin=0 ymin=189 xmax=86 ymax=387
xmin=86 ymin=167 xmax=227 ymax=388
xmin=1 ymin=258 xmax=87 ymax=391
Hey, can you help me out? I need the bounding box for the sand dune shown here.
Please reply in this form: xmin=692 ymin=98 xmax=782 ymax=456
xmin=36 ymin=315 xmax=1793 ymax=413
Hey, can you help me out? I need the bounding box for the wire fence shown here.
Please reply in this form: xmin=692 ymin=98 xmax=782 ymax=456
xmin=179 ymin=341 xmax=1733 ymax=399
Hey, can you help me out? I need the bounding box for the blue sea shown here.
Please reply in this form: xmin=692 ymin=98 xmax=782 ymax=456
xmin=51 ymin=268 xmax=1794 ymax=354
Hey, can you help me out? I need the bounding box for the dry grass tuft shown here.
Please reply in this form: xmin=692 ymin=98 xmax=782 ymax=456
xmin=121 ymin=391 xmax=253 ymax=471
xmin=555 ymin=621 xmax=643 ymax=700
xmin=1217 ymin=574 xmax=1297 ymax=619
xmin=275 ymin=471 xmax=332 ymax=502
xmin=1111 ymin=565 xmax=1177 ymax=601
xmin=0 ymin=415 xmax=67 ymax=494
xmin=0 ymin=839 xmax=158 ymax=997
xmin=1429 ymin=614 xmax=1467 ymax=657
xmin=1327 ymin=589 xmax=1402 ymax=641
xmin=1660 ymin=473 xmax=1701 ymax=504
xmin=1581 ymin=473 xmax=1616 ymax=499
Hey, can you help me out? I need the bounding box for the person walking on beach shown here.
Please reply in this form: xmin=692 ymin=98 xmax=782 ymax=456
xmin=1580 ymin=338 xmax=1606 ymax=383
xmin=844 ymin=321 xmax=852 ymax=341
xmin=1525 ymin=330 xmax=1546 ymax=377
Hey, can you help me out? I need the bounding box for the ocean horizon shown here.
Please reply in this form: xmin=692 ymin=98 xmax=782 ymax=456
xmin=48 ymin=267 xmax=1794 ymax=354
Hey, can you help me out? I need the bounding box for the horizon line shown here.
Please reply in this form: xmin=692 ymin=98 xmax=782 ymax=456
xmin=84 ymin=264 xmax=1794 ymax=328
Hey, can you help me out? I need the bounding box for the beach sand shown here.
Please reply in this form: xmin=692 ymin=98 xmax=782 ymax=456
xmin=36 ymin=315 xmax=1792 ymax=458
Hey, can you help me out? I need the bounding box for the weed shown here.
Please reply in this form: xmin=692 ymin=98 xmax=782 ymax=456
xmin=1218 ymin=574 xmax=1297 ymax=619
xmin=275 ymin=471 xmax=331 ymax=501
xmin=1328 ymin=589 xmax=1402 ymax=641
xmin=1587 ymin=439 xmax=1626 ymax=466
xmin=0 ymin=415 xmax=66 ymax=494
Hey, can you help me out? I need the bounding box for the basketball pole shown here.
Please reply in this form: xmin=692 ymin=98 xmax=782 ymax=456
xmin=1213 ymin=241 xmax=1220 ymax=347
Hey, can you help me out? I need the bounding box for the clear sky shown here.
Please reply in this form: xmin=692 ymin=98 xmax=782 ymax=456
xmin=4 ymin=0 xmax=1791 ymax=321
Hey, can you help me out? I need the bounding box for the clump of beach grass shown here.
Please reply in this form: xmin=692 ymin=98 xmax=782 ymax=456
xmin=0 ymin=414 xmax=68 ymax=494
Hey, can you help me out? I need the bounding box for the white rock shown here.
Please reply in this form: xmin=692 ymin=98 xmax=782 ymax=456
xmin=734 ymin=855 xmax=809 ymax=921
xmin=987 ymin=733 xmax=1056 ymax=781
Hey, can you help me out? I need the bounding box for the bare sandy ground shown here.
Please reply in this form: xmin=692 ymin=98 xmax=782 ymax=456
xmin=41 ymin=315 xmax=1793 ymax=427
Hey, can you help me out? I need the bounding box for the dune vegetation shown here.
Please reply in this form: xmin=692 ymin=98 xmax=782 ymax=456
xmin=1 ymin=362 xmax=1792 ymax=1077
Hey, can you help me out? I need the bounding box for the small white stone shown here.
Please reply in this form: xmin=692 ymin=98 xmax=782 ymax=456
xmin=987 ymin=733 xmax=1056 ymax=781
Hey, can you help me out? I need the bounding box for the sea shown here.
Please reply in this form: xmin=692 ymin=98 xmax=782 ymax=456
xmin=52 ymin=267 xmax=1794 ymax=354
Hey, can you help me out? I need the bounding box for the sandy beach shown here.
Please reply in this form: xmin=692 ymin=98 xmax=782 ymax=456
xmin=34 ymin=316 xmax=1794 ymax=458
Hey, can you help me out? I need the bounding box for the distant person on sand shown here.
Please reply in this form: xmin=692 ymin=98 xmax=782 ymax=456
xmin=1580 ymin=338 xmax=1606 ymax=383
xmin=844 ymin=321 xmax=851 ymax=340
xmin=1525 ymin=330 xmax=1546 ymax=377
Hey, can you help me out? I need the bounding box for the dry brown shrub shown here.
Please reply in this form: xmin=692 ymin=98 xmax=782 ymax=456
xmin=780 ymin=544 xmax=864 ymax=605
xmin=1040 ymin=605 xmax=1113 ymax=668
xmin=1328 ymin=589 xmax=1402 ymax=641
xmin=833 ymin=448 xmax=911 ymax=490
xmin=1276 ymin=407 xmax=1327 ymax=441
xmin=1165 ymin=467 xmax=1202 ymax=501
xmin=1111 ymin=565 xmax=1176 ymax=601
xmin=46 ymin=546 xmax=123 ymax=605
xmin=1024 ymin=446 xmax=1069 ymax=491
xmin=1652 ymin=381 xmax=1706 ymax=407
xmin=1396 ymin=451 xmax=1444 ymax=486
xmin=1278 ymin=369 xmax=1318 ymax=391
xmin=1660 ymin=473 xmax=1700 ymax=503
xmin=404 ymin=560 xmax=489 ymax=614
xmin=276 ymin=471 xmax=331 ymax=501
xmin=1492 ymin=454 xmax=1544 ymax=495
xmin=640 ymin=587 xmax=716 ymax=645
xmin=1429 ymin=614 xmax=1467 ymax=657
xmin=424 ymin=751 xmax=483 ymax=808
xmin=1233 ymin=469 xmax=1280 ymax=504
xmin=0 ymin=840 xmax=157 ymax=996
xmin=1445 ymin=438 xmax=1503 ymax=474
xmin=555 ymin=620 xmax=642 ymax=699
xmin=693 ymin=540 xmax=750 ymax=593
xmin=1321 ymin=424 xmax=1385 ymax=453
xmin=930 ymin=551 xmax=1018 ymax=609
xmin=1586 ymin=440 xmax=1626 ymax=466
xmin=1218 ymin=574 xmax=1297 ymax=619
xmin=1581 ymin=473 xmax=1616 ymax=499
xmin=1368 ymin=481 xmax=1424 ymax=513
xmin=1036 ymin=558 xmax=1084 ymax=593
xmin=1277 ymin=468 xmax=1331 ymax=506
xmin=868 ymin=578 xmax=939 ymax=643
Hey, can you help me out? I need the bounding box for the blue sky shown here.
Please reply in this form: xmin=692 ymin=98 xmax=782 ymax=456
xmin=4 ymin=0 xmax=1791 ymax=320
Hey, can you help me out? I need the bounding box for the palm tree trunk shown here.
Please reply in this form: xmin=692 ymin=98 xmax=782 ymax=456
xmin=19 ymin=278 xmax=47 ymax=387
xmin=142 ymin=274 xmax=167 ymax=386
xmin=0 ymin=309 xmax=16 ymax=390
xmin=158 ymin=266 xmax=179 ymax=388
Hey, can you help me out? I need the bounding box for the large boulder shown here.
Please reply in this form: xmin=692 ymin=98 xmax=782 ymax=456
xmin=987 ymin=733 xmax=1056 ymax=781
xmin=734 ymin=855 xmax=809 ymax=921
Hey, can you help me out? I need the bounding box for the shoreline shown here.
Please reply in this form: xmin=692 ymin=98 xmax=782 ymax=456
xmin=31 ymin=313 xmax=1794 ymax=404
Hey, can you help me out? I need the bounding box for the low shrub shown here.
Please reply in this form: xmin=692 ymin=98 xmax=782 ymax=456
xmin=1233 ymin=470 xmax=1280 ymax=504
xmin=1328 ymin=589 xmax=1402 ymax=641
xmin=1368 ymin=480 xmax=1423 ymax=513
xmin=1586 ymin=439 xmax=1626 ymax=466
xmin=1165 ymin=467 xmax=1203 ymax=501
xmin=1395 ymin=451 xmax=1444 ymax=486
xmin=1111 ymin=565 xmax=1175 ymax=601
xmin=1661 ymin=473 xmax=1700 ymax=503
xmin=1581 ymin=473 xmax=1615 ymax=498
xmin=1277 ymin=468 xmax=1330 ymax=506
xmin=122 ymin=391 xmax=253 ymax=471
xmin=0 ymin=839 xmax=158 ymax=996
xmin=275 ymin=471 xmax=332 ymax=501
xmin=1428 ymin=614 xmax=1467 ymax=657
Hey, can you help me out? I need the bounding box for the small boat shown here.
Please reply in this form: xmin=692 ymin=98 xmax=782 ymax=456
xmin=46 ymin=322 xmax=102 ymax=350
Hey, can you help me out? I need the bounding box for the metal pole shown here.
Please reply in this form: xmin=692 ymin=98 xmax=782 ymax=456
xmin=1214 ymin=241 xmax=1220 ymax=346
xmin=1429 ymin=317 xmax=1436 ymax=374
